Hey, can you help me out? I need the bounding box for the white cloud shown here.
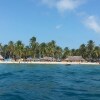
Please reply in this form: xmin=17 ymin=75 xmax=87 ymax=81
xmin=41 ymin=0 xmax=84 ymax=13
xmin=84 ymin=16 xmax=100 ymax=33
xmin=56 ymin=0 xmax=82 ymax=12
xmin=56 ymin=24 xmax=62 ymax=29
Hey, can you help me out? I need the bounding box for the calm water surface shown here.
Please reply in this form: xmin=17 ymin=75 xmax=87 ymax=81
xmin=0 ymin=64 xmax=100 ymax=100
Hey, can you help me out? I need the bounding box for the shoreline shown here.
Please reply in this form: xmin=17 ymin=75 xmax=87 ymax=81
xmin=0 ymin=61 xmax=100 ymax=65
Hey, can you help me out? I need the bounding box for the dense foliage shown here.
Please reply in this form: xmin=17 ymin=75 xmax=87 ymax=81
xmin=0 ymin=37 xmax=100 ymax=61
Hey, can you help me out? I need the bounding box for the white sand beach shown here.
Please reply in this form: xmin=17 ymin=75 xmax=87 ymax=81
xmin=0 ymin=61 xmax=100 ymax=65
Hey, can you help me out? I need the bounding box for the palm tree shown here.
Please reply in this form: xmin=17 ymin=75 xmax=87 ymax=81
xmin=22 ymin=46 xmax=31 ymax=59
xmin=87 ymin=40 xmax=95 ymax=61
xmin=47 ymin=40 xmax=56 ymax=58
xmin=71 ymin=49 xmax=76 ymax=56
xmin=0 ymin=43 xmax=3 ymax=55
xmin=8 ymin=41 xmax=15 ymax=58
xmin=92 ymin=46 xmax=100 ymax=61
xmin=30 ymin=36 xmax=36 ymax=46
xmin=62 ymin=47 xmax=70 ymax=59
xmin=34 ymin=42 xmax=39 ymax=58
xmin=87 ymin=40 xmax=95 ymax=51
xmin=15 ymin=40 xmax=24 ymax=59
xmin=2 ymin=44 xmax=8 ymax=59
xmin=39 ymin=42 xmax=47 ymax=58
xmin=79 ymin=44 xmax=87 ymax=58
xmin=29 ymin=36 xmax=37 ymax=59
xmin=75 ymin=49 xmax=80 ymax=56
xmin=55 ymin=46 xmax=62 ymax=60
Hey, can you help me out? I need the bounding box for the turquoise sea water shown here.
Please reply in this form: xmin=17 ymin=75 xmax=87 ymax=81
xmin=0 ymin=64 xmax=100 ymax=100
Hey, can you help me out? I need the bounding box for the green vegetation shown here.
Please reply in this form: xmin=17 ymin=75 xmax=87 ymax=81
xmin=0 ymin=37 xmax=100 ymax=62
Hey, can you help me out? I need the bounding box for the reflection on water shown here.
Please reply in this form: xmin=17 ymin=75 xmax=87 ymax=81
xmin=0 ymin=64 xmax=100 ymax=100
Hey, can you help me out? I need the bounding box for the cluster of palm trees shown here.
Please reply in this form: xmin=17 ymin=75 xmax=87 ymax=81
xmin=0 ymin=36 xmax=100 ymax=62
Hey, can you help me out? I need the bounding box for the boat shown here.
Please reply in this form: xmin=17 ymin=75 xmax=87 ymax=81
xmin=65 ymin=64 xmax=71 ymax=66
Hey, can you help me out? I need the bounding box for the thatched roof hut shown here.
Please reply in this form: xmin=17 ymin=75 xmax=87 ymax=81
xmin=33 ymin=58 xmax=40 ymax=61
xmin=26 ymin=57 xmax=33 ymax=61
xmin=65 ymin=56 xmax=85 ymax=62
xmin=40 ymin=57 xmax=56 ymax=61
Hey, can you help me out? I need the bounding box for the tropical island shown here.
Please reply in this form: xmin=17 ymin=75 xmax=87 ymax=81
xmin=0 ymin=36 xmax=100 ymax=65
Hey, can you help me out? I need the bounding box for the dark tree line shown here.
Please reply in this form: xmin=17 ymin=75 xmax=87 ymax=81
xmin=0 ymin=37 xmax=100 ymax=62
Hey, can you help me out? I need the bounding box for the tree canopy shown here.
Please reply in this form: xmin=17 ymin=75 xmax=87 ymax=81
xmin=0 ymin=37 xmax=100 ymax=62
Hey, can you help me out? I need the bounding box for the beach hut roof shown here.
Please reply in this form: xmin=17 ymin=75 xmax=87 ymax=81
xmin=65 ymin=56 xmax=85 ymax=61
xmin=41 ymin=57 xmax=56 ymax=61
xmin=26 ymin=57 xmax=33 ymax=61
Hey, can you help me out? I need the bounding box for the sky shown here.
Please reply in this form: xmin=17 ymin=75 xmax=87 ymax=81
xmin=0 ymin=0 xmax=100 ymax=49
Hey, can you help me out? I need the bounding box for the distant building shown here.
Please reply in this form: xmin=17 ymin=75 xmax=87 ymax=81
xmin=40 ymin=57 xmax=56 ymax=62
xmin=65 ymin=56 xmax=85 ymax=62
xmin=26 ymin=57 xmax=33 ymax=62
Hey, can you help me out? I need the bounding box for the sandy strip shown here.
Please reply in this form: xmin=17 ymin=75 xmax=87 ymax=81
xmin=0 ymin=61 xmax=100 ymax=65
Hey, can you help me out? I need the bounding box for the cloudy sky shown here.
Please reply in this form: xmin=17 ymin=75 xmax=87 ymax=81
xmin=0 ymin=0 xmax=100 ymax=48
